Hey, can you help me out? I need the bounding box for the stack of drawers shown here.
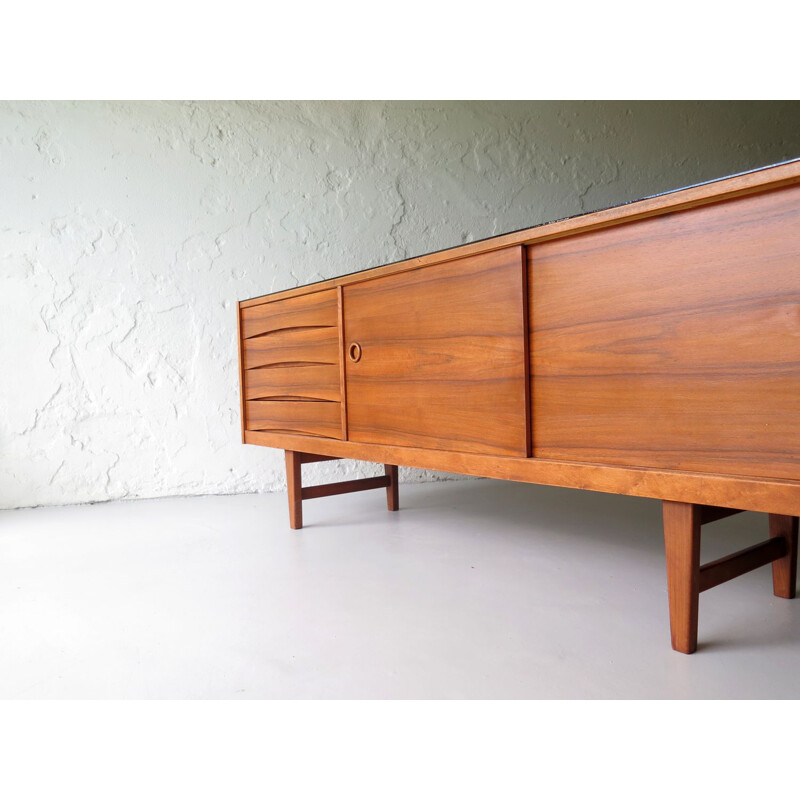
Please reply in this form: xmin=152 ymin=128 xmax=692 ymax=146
xmin=239 ymin=289 xmax=343 ymax=439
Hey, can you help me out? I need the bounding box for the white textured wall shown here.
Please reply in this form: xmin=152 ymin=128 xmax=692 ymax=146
xmin=2 ymin=100 xmax=799 ymax=509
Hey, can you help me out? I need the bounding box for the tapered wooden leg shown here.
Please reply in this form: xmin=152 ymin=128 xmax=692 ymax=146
xmin=285 ymin=450 xmax=303 ymax=530
xmin=384 ymin=465 xmax=399 ymax=511
xmin=663 ymin=500 xmax=701 ymax=654
xmin=769 ymin=514 xmax=798 ymax=599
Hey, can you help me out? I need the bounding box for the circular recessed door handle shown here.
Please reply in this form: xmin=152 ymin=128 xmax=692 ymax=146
xmin=348 ymin=342 xmax=362 ymax=363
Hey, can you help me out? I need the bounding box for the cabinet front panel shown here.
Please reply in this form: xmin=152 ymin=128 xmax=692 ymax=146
xmin=344 ymin=246 xmax=528 ymax=456
xmin=530 ymin=184 xmax=800 ymax=480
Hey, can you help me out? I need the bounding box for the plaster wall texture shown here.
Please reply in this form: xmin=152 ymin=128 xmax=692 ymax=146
xmin=2 ymin=100 xmax=799 ymax=510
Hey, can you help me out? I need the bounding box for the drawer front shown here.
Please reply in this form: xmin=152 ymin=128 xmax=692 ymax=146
xmin=243 ymin=326 xmax=339 ymax=370
xmin=246 ymin=400 xmax=342 ymax=439
xmin=241 ymin=289 xmax=337 ymax=339
xmin=245 ymin=364 xmax=340 ymax=402
xmin=240 ymin=289 xmax=343 ymax=438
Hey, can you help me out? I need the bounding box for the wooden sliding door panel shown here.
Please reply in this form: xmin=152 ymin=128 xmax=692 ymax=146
xmin=344 ymin=246 xmax=528 ymax=456
xmin=530 ymin=184 xmax=800 ymax=480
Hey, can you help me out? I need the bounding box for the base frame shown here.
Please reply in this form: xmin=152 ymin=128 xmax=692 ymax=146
xmin=284 ymin=450 xmax=399 ymax=530
xmin=663 ymin=501 xmax=798 ymax=654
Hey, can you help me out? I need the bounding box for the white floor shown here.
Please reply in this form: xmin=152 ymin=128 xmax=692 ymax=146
xmin=1 ymin=479 xmax=799 ymax=699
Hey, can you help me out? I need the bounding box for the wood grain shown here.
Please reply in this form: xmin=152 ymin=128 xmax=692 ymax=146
xmin=241 ymin=289 xmax=338 ymax=338
xmin=343 ymin=246 xmax=528 ymax=456
xmin=530 ymin=184 xmax=800 ymax=481
xmin=246 ymin=400 xmax=342 ymax=439
xmin=240 ymin=159 xmax=800 ymax=309
xmin=663 ymin=500 xmax=701 ymax=654
xmin=244 ymin=364 xmax=340 ymax=402
xmin=243 ymin=326 xmax=338 ymax=370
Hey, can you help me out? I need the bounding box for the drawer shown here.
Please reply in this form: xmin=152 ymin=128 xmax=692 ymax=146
xmin=245 ymin=363 xmax=340 ymax=402
xmin=241 ymin=289 xmax=338 ymax=339
xmin=243 ymin=326 xmax=339 ymax=370
xmin=246 ymin=400 xmax=342 ymax=439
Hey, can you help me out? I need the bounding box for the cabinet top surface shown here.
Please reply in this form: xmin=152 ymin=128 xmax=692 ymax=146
xmin=239 ymin=156 xmax=800 ymax=308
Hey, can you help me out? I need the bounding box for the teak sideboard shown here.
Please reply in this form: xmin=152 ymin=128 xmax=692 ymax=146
xmin=237 ymin=159 xmax=800 ymax=654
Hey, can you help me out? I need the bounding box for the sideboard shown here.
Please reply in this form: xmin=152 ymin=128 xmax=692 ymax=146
xmin=236 ymin=159 xmax=800 ymax=654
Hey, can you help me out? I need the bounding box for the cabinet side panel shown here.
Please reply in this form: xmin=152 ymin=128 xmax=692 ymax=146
xmin=337 ymin=286 xmax=348 ymax=439
xmin=530 ymin=184 xmax=800 ymax=480
xmin=521 ymin=246 xmax=532 ymax=457
xmin=237 ymin=302 xmax=246 ymax=441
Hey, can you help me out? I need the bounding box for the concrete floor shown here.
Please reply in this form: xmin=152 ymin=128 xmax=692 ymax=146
xmin=1 ymin=479 xmax=799 ymax=699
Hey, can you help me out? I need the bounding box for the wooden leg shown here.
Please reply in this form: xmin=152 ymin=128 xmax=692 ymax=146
xmin=663 ymin=500 xmax=701 ymax=654
xmin=285 ymin=450 xmax=303 ymax=530
xmin=384 ymin=465 xmax=399 ymax=511
xmin=662 ymin=505 xmax=797 ymax=653
xmin=769 ymin=514 xmax=798 ymax=599
xmin=284 ymin=452 xmax=402 ymax=529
